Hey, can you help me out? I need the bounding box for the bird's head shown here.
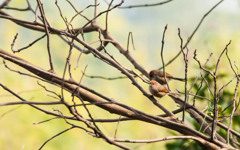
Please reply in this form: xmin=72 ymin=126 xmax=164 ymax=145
xmin=149 ymin=70 xmax=158 ymax=79
xmin=149 ymin=80 xmax=158 ymax=86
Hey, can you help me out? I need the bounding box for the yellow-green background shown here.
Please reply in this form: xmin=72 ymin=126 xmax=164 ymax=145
xmin=1 ymin=0 xmax=240 ymax=149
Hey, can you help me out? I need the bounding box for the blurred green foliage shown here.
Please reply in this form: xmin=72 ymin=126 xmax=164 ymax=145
xmin=166 ymin=63 xmax=239 ymax=149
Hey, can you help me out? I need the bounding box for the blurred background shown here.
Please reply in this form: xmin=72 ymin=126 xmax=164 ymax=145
xmin=0 ymin=0 xmax=240 ymax=149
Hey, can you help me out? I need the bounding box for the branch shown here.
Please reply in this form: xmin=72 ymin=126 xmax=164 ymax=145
xmin=36 ymin=0 xmax=54 ymax=70
xmin=160 ymin=24 xmax=170 ymax=90
xmin=39 ymin=127 xmax=75 ymax=150
xmin=11 ymin=33 xmax=46 ymax=53
xmin=119 ymin=0 xmax=173 ymax=9
xmin=112 ymin=135 xmax=220 ymax=150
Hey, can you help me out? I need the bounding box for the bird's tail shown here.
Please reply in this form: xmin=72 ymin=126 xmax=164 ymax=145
xmin=169 ymin=77 xmax=185 ymax=81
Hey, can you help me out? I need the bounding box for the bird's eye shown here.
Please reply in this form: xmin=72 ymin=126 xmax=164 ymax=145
xmin=149 ymin=72 xmax=153 ymax=78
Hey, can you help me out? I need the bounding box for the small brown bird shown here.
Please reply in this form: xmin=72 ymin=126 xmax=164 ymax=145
xmin=149 ymin=70 xmax=184 ymax=85
xmin=149 ymin=80 xmax=170 ymax=98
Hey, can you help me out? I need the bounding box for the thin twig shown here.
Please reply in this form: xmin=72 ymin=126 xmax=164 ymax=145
xmin=11 ymin=33 xmax=46 ymax=53
xmin=105 ymin=0 xmax=113 ymax=31
xmin=212 ymin=41 xmax=231 ymax=140
xmin=178 ymin=28 xmax=189 ymax=122
xmin=114 ymin=116 xmax=122 ymax=139
xmin=0 ymin=101 xmax=61 ymax=106
xmin=218 ymin=76 xmax=237 ymax=100
xmin=112 ymin=135 xmax=204 ymax=144
xmin=227 ymin=78 xmax=239 ymax=144
xmin=0 ymin=0 xmax=10 ymax=8
xmin=33 ymin=117 xmax=59 ymax=125
xmin=39 ymin=127 xmax=75 ymax=150
xmin=226 ymin=44 xmax=239 ymax=144
xmin=0 ymin=106 xmax=21 ymax=119
xmin=83 ymin=73 xmax=127 ymax=80
xmin=189 ymin=53 xmax=213 ymax=94
xmin=93 ymin=0 xmax=98 ymax=23
xmin=119 ymin=0 xmax=173 ymax=9
xmin=55 ymin=0 xmax=71 ymax=33
xmin=160 ymin=24 xmax=170 ymax=90
xmin=177 ymin=90 xmax=213 ymax=103
xmin=36 ymin=0 xmax=54 ymax=71
xmin=127 ymin=32 xmax=135 ymax=51
xmin=193 ymin=77 xmax=204 ymax=106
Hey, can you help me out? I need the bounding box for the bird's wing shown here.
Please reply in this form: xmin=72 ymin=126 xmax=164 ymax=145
xmin=160 ymin=88 xmax=169 ymax=93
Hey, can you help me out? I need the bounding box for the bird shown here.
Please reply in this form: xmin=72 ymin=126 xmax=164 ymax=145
xmin=149 ymin=70 xmax=185 ymax=85
xmin=149 ymin=80 xmax=170 ymax=98
xmin=149 ymin=80 xmax=181 ymax=98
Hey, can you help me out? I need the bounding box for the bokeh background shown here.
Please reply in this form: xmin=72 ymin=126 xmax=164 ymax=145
xmin=1 ymin=0 xmax=240 ymax=149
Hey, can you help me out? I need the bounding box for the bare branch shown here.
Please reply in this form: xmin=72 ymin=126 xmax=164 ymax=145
xmin=160 ymin=24 xmax=170 ymax=90
xmin=39 ymin=127 xmax=75 ymax=150
xmin=178 ymin=28 xmax=189 ymax=122
xmin=0 ymin=101 xmax=61 ymax=106
xmin=36 ymin=0 xmax=54 ymax=71
xmin=127 ymin=32 xmax=135 ymax=51
xmin=11 ymin=33 xmax=46 ymax=53
xmin=0 ymin=0 xmax=10 ymax=8
xmin=119 ymin=0 xmax=173 ymax=9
